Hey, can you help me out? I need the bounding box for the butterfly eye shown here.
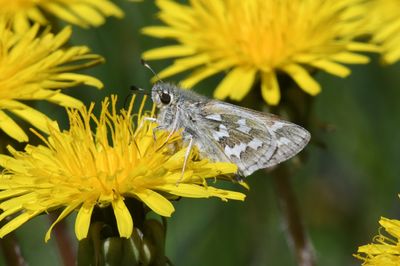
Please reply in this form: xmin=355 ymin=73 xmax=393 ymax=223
xmin=160 ymin=92 xmax=171 ymax=104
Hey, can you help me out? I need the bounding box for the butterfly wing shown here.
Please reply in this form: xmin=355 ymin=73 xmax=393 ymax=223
xmin=199 ymin=101 xmax=310 ymax=176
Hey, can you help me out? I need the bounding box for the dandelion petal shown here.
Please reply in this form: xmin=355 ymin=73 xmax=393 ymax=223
xmin=112 ymin=198 xmax=133 ymax=238
xmin=0 ymin=211 xmax=41 ymax=238
xmin=261 ymin=71 xmax=280 ymax=106
xmin=135 ymin=189 xmax=175 ymax=217
xmin=309 ymin=60 xmax=351 ymax=78
xmin=282 ymin=64 xmax=321 ymax=95
xmin=142 ymin=45 xmax=196 ymax=60
xmin=0 ymin=110 xmax=28 ymax=142
xmin=75 ymin=203 xmax=95 ymax=240
xmin=214 ymin=67 xmax=256 ymax=100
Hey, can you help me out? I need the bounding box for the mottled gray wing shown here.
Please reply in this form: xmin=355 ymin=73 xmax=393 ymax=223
xmin=200 ymin=101 xmax=310 ymax=176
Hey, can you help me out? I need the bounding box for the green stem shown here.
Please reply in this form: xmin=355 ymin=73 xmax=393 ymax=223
xmin=271 ymin=166 xmax=315 ymax=266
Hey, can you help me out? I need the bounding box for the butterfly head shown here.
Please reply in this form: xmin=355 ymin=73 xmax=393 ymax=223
xmin=151 ymin=83 xmax=180 ymax=109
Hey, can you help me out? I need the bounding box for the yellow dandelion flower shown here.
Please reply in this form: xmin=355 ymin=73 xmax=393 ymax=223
xmin=366 ymin=0 xmax=400 ymax=64
xmin=0 ymin=0 xmax=124 ymax=32
xmin=142 ymin=0 xmax=379 ymax=105
xmin=0 ymin=95 xmax=244 ymax=241
xmin=355 ymin=217 xmax=400 ymax=265
xmin=0 ymin=20 xmax=103 ymax=142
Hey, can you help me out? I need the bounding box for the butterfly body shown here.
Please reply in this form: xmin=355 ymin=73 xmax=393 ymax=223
xmin=151 ymin=83 xmax=310 ymax=177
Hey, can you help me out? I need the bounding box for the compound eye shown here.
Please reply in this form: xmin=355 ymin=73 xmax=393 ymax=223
xmin=160 ymin=92 xmax=171 ymax=104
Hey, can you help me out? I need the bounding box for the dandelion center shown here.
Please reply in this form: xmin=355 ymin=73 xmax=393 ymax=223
xmin=193 ymin=1 xmax=336 ymax=69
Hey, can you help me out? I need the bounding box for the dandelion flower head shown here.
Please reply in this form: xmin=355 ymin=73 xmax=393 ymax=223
xmin=143 ymin=0 xmax=378 ymax=105
xmin=0 ymin=95 xmax=244 ymax=241
xmin=0 ymin=0 xmax=124 ymax=32
xmin=366 ymin=0 xmax=400 ymax=64
xmin=0 ymin=20 xmax=103 ymax=142
xmin=356 ymin=217 xmax=400 ymax=265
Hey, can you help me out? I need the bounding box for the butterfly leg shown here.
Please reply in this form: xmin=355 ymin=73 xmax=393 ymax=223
xmin=134 ymin=117 xmax=157 ymax=139
xmin=144 ymin=117 xmax=157 ymax=123
xmin=138 ymin=117 xmax=161 ymax=141
xmin=165 ymin=111 xmax=180 ymax=143
xmin=159 ymin=111 xmax=180 ymax=146
xmin=176 ymin=135 xmax=194 ymax=186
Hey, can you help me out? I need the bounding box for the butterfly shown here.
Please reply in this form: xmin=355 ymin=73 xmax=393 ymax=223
xmin=148 ymin=82 xmax=310 ymax=178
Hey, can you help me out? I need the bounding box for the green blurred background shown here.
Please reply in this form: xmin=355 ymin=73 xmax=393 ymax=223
xmin=2 ymin=1 xmax=400 ymax=265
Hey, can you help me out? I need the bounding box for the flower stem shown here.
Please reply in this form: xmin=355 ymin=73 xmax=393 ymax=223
xmin=245 ymin=80 xmax=315 ymax=265
xmin=0 ymin=233 xmax=27 ymax=266
xmin=271 ymin=166 xmax=315 ymax=266
xmin=50 ymin=214 xmax=75 ymax=266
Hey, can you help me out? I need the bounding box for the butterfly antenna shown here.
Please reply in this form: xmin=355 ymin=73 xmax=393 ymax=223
xmin=124 ymin=85 xmax=150 ymax=109
xmin=130 ymin=85 xmax=149 ymax=95
xmin=141 ymin=59 xmax=164 ymax=83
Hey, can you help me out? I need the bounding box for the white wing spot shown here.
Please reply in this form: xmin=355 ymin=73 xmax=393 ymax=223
xmin=205 ymin=114 xmax=222 ymax=121
xmin=277 ymin=137 xmax=291 ymax=146
xmin=236 ymin=119 xmax=252 ymax=134
xmin=248 ymin=138 xmax=263 ymax=150
xmin=212 ymin=124 xmax=229 ymax=140
xmin=224 ymin=143 xmax=247 ymax=158
xmin=269 ymin=121 xmax=286 ymax=132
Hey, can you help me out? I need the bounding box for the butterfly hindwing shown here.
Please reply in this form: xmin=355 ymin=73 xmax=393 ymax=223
xmin=200 ymin=101 xmax=310 ymax=176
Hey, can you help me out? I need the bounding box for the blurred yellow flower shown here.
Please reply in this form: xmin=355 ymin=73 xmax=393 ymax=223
xmin=142 ymin=0 xmax=379 ymax=105
xmin=367 ymin=0 xmax=400 ymax=64
xmin=356 ymin=217 xmax=400 ymax=265
xmin=0 ymin=95 xmax=244 ymax=241
xmin=0 ymin=0 xmax=124 ymax=32
xmin=0 ymin=20 xmax=103 ymax=142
